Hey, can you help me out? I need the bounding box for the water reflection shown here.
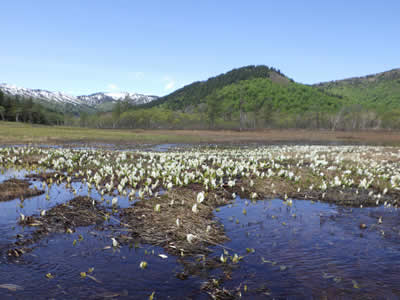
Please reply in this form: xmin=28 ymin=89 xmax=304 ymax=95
xmin=215 ymin=198 xmax=400 ymax=299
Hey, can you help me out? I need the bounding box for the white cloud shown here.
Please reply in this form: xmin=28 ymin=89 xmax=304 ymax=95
xmin=107 ymin=83 xmax=118 ymax=91
xmin=163 ymin=76 xmax=176 ymax=91
xmin=165 ymin=80 xmax=176 ymax=90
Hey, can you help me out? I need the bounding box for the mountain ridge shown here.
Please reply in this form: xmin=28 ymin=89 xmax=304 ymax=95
xmin=314 ymin=68 xmax=400 ymax=86
xmin=77 ymin=91 xmax=158 ymax=106
xmin=314 ymin=68 xmax=400 ymax=109
xmin=0 ymin=83 xmax=158 ymax=110
xmin=2 ymin=66 xmax=400 ymax=116
xmin=144 ymin=65 xmax=291 ymax=110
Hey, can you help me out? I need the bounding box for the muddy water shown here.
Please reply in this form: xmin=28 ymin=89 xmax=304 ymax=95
xmin=1 ymin=169 xmax=400 ymax=299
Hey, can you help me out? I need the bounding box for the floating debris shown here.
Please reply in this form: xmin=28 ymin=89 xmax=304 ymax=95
xmin=139 ymin=261 xmax=148 ymax=269
xmin=0 ymin=284 xmax=24 ymax=291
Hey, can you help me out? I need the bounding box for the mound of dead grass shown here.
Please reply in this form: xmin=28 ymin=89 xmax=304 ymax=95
xmin=0 ymin=179 xmax=44 ymax=202
xmin=119 ymin=186 xmax=231 ymax=256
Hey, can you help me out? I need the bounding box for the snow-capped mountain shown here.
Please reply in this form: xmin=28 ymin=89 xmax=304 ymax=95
xmin=77 ymin=92 xmax=158 ymax=106
xmin=0 ymin=83 xmax=158 ymax=108
xmin=0 ymin=83 xmax=84 ymax=106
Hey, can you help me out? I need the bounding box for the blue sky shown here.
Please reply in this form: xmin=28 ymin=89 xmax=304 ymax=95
xmin=1 ymin=0 xmax=399 ymax=96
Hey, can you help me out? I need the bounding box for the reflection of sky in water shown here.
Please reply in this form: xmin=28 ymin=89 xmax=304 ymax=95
xmin=0 ymin=167 xmax=400 ymax=298
xmin=0 ymin=168 xmax=34 ymax=182
xmin=215 ymin=197 xmax=400 ymax=299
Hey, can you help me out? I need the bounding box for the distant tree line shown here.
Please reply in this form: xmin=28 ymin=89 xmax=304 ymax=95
xmin=80 ymin=99 xmax=399 ymax=131
xmin=0 ymin=90 xmax=64 ymax=125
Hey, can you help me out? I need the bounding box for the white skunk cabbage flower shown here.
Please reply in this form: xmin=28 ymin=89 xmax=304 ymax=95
xmin=176 ymin=218 xmax=180 ymax=227
xmin=40 ymin=210 xmax=46 ymax=216
xmin=192 ymin=203 xmax=198 ymax=213
xmin=197 ymin=191 xmax=205 ymax=204
xmin=112 ymin=197 xmax=118 ymax=206
xmin=111 ymin=237 xmax=119 ymax=247
xmin=186 ymin=234 xmax=196 ymax=244
xmin=154 ymin=204 xmax=161 ymax=212
xmin=220 ymin=254 xmax=227 ymax=263
xmin=20 ymin=213 xmax=25 ymax=221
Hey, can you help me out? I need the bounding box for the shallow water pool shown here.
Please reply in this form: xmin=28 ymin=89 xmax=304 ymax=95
xmin=1 ymin=168 xmax=400 ymax=299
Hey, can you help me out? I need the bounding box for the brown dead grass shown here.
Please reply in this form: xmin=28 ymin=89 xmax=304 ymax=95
xmin=0 ymin=179 xmax=44 ymax=202
xmin=3 ymin=120 xmax=400 ymax=146
xmin=19 ymin=196 xmax=105 ymax=229
xmin=26 ymin=172 xmax=63 ymax=182
xmin=119 ymin=186 xmax=231 ymax=256
xmin=253 ymin=174 xmax=397 ymax=207
xmin=137 ymin=129 xmax=400 ymax=145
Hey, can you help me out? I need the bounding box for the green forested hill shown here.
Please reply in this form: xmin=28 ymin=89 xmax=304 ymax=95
xmin=145 ymin=65 xmax=291 ymax=110
xmin=210 ymin=78 xmax=342 ymax=114
xmin=131 ymin=65 xmax=400 ymax=129
xmin=315 ymin=68 xmax=400 ymax=111
xmin=201 ymin=77 xmax=344 ymax=128
xmin=132 ymin=66 xmax=346 ymax=129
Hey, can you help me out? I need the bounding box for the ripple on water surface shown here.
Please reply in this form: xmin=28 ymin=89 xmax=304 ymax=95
xmin=215 ymin=197 xmax=400 ymax=299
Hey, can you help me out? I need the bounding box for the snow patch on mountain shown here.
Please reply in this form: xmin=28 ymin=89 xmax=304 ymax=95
xmin=77 ymin=92 xmax=158 ymax=106
xmin=0 ymin=83 xmax=83 ymax=105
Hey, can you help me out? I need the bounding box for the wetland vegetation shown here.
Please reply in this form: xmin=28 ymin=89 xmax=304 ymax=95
xmin=1 ymin=144 xmax=400 ymax=298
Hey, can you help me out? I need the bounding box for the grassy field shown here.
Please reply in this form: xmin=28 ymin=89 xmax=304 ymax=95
xmin=2 ymin=121 xmax=400 ymax=146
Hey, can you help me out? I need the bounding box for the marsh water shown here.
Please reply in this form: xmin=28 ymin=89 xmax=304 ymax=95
xmin=1 ymin=169 xmax=400 ymax=299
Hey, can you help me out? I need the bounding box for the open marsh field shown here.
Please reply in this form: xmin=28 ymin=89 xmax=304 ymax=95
xmin=3 ymin=121 xmax=400 ymax=146
xmin=1 ymin=144 xmax=400 ymax=299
